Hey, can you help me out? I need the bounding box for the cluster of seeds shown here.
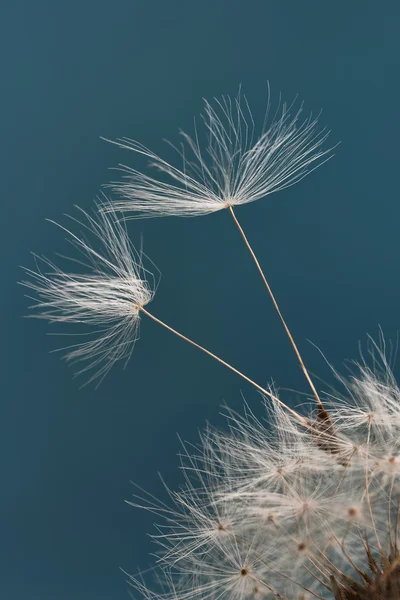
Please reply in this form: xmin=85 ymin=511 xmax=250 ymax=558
xmin=128 ymin=345 xmax=400 ymax=599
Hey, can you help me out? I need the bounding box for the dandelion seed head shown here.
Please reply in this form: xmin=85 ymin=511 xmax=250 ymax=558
xmin=128 ymin=340 xmax=400 ymax=599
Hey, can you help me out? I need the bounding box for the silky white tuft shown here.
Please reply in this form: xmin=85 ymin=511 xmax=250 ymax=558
xmin=104 ymin=86 xmax=333 ymax=219
xmin=20 ymin=201 xmax=156 ymax=386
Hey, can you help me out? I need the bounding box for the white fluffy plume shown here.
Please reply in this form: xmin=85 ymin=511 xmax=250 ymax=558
xmin=104 ymin=86 xmax=333 ymax=218
xmin=21 ymin=201 xmax=156 ymax=385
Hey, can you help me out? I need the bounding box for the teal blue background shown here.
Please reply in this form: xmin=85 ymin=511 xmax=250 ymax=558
xmin=2 ymin=1 xmax=400 ymax=598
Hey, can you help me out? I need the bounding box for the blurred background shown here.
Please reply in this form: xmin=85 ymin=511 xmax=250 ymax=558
xmin=2 ymin=1 xmax=399 ymax=598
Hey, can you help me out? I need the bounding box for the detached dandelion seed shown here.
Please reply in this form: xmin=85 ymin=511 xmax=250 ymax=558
xmin=104 ymin=85 xmax=332 ymax=219
xmin=20 ymin=200 xmax=156 ymax=386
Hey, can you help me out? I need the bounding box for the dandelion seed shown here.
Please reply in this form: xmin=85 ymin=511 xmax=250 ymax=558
xmin=104 ymin=85 xmax=332 ymax=219
xmin=20 ymin=200 xmax=156 ymax=386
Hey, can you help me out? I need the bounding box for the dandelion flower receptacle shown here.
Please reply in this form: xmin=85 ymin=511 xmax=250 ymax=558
xmin=20 ymin=202 xmax=156 ymax=385
xmin=104 ymin=86 xmax=333 ymax=219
